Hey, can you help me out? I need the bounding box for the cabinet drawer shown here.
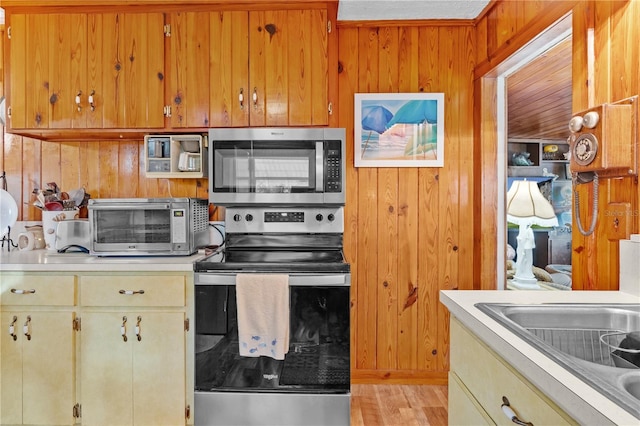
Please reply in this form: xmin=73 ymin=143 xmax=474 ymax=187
xmin=1 ymin=274 xmax=76 ymax=306
xmin=80 ymin=275 xmax=185 ymax=307
xmin=450 ymin=318 xmax=576 ymax=425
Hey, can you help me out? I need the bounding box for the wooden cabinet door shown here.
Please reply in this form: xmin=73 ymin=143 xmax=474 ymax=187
xmin=80 ymin=312 xmax=134 ymax=426
xmin=249 ymin=9 xmax=328 ymax=126
xmin=132 ymin=312 xmax=186 ymax=426
xmin=1 ymin=311 xmax=75 ymax=426
xmin=168 ymin=11 xmax=248 ymax=128
xmin=6 ymin=12 xmax=164 ymax=131
xmin=80 ymin=312 xmax=186 ymax=426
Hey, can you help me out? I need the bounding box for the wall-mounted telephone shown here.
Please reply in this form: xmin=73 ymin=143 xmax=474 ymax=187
xmin=568 ymin=96 xmax=638 ymax=236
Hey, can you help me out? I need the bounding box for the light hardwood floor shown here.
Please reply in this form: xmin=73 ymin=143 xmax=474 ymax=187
xmin=350 ymin=385 xmax=448 ymax=426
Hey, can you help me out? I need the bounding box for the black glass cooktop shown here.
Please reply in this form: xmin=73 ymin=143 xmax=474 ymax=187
xmin=195 ymin=249 xmax=350 ymax=273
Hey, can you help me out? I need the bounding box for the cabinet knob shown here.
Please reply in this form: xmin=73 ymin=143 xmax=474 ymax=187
xmin=135 ymin=316 xmax=142 ymax=342
xmin=9 ymin=315 xmax=17 ymax=341
xmin=23 ymin=315 xmax=31 ymax=341
xmin=89 ymin=90 xmax=96 ymax=112
xmin=121 ymin=316 xmax=128 ymax=342
xmin=75 ymin=91 xmax=82 ymax=112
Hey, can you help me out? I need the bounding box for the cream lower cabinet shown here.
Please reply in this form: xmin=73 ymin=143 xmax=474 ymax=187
xmin=79 ymin=274 xmax=189 ymax=426
xmin=0 ymin=274 xmax=77 ymax=425
xmin=449 ymin=317 xmax=577 ymax=426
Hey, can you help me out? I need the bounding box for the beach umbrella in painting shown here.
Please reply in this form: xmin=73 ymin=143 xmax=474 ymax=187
xmin=385 ymin=100 xmax=439 ymax=156
xmin=360 ymin=105 xmax=393 ymax=158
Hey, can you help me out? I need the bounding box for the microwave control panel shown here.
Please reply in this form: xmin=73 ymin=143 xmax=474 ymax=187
xmin=325 ymin=140 xmax=342 ymax=192
xmin=171 ymin=209 xmax=187 ymax=243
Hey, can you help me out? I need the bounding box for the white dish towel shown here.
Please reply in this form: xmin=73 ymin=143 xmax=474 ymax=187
xmin=236 ymin=274 xmax=290 ymax=360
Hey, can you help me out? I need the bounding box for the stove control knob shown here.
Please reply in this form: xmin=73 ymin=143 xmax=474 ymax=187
xmin=316 ymin=214 xmax=324 ymax=222
xmin=233 ymin=214 xmax=242 ymax=222
xmin=327 ymin=214 xmax=335 ymax=222
xmin=245 ymin=214 xmax=254 ymax=222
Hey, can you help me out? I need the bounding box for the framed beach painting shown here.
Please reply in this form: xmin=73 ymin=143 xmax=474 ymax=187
xmin=354 ymin=93 xmax=445 ymax=167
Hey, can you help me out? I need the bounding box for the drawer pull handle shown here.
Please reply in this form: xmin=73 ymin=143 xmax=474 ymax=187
xmin=239 ymin=88 xmax=244 ymax=109
xmin=501 ymin=396 xmax=533 ymax=426
xmin=9 ymin=316 xmax=18 ymax=341
xmin=121 ymin=316 xmax=128 ymax=342
xmin=119 ymin=289 xmax=145 ymax=295
xmin=135 ymin=316 xmax=142 ymax=342
xmin=11 ymin=288 xmax=36 ymax=294
xmin=23 ymin=315 xmax=32 ymax=341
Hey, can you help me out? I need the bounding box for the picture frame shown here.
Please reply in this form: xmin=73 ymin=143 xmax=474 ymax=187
xmin=354 ymin=93 xmax=445 ymax=167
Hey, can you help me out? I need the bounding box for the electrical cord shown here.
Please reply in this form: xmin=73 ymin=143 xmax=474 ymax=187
xmin=573 ymin=172 xmax=598 ymax=236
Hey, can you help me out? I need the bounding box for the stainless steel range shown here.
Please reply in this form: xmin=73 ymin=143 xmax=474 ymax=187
xmin=194 ymin=205 xmax=350 ymax=426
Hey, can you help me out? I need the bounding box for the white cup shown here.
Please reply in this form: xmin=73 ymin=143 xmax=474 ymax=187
xmin=18 ymin=231 xmax=36 ymax=251
xmin=42 ymin=210 xmax=79 ymax=251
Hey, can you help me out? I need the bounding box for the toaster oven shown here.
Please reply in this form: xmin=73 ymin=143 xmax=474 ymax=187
xmin=88 ymin=198 xmax=209 ymax=256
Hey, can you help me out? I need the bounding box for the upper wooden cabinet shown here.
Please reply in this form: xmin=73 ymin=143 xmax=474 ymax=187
xmin=5 ymin=12 xmax=165 ymax=137
xmin=168 ymin=8 xmax=329 ymax=128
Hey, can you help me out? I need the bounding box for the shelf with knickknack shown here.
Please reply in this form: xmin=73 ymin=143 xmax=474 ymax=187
xmin=144 ymin=134 xmax=207 ymax=178
xmin=508 ymin=138 xmax=570 ymax=179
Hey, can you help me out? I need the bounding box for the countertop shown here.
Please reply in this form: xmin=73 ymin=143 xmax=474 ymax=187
xmin=440 ymin=289 xmax=640 ymax=426
xmin=0 ymin=248 xmax=207 ymax=272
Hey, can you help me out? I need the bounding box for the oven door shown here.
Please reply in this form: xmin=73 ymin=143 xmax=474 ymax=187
xmin=89 ymin=202 xmax=180 ymax=254
xmin=195 ymin=273 xmax=350 ymax=394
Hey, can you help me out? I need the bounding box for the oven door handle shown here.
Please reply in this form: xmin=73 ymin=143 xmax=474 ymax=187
xmin=195 ymin=273 xmax=350 ymax=287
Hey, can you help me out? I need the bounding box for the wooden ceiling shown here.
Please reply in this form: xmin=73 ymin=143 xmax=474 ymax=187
xmin=507 ymin=36 xmax=573 ymax=142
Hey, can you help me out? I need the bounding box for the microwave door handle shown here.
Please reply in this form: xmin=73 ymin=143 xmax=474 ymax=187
xmin=315 ymin=141 xmax=323 ymax=192
xmin=90 ymin=204 xmax=171 ymax=211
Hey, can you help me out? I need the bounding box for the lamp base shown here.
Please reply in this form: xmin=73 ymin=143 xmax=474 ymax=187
xmin=510 ymin=276 xmax=541 ymax=290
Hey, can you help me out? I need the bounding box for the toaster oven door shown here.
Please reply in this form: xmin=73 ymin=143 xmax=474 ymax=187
xmin=90 ymin=203 xmax=174 ymax=254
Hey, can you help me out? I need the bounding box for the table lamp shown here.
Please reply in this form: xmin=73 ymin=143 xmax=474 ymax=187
xmin=506 ymin=180 xmax=559 ymax=289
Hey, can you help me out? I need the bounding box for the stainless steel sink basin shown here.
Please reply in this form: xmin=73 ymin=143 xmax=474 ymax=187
xmin=475 ymin=303 xmax=640 ymax=420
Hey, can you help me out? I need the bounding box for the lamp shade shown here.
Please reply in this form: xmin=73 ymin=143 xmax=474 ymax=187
xmin=506 ymin=180 xmax=559 ymax=227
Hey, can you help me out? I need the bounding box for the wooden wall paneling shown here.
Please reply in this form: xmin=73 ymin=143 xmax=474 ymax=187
xmin=21 ymin=137 xmax=41 ymax=220
xmin=118 ymin=141 xmax=138 ymax=197
xmin=310 ymin=8 xmax=328 ymax=126
xmin=49 ymin=14 xmax=73 ymax=129
xmin=41 ymin=141 xmax=62 ymax=195
xmin=458 ymin=25 xmax=475 ymax=292
xmin=436 ymin=26 xmax=459 ymax=373
xmin=336 ymin=26 xmax=359 ymax=373
xmin=3 ymin=133 xmax=23 ymax=216
xmin=416 ymin=27 xmax=440 ymax=372
xmin=98 ymin=141 xmax=119 ymax=197
xmin=474 ymin=14 xmax=488 ymax=69
xmin=376 ymin=26 xmax=399 ymax=372
xmin=288 ymin=10 xmax=312 ymax=125
xmin=354 ymin=26 xmax=379 ymax=372
xmin=79 ymin=140 xmax=101 ymax=202
xmin=59 ymin=142 xmax=81 ymax=191
xmin=396 ymin=26 xmax=419 ymax=372
xmin=494 ymin=1 xmax=517 ymax=49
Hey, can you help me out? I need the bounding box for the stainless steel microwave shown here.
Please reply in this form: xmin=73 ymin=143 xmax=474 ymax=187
xmin=208 ymin=128 xmax=346 ymax=206
xmin=88 ymin=198 xmax=209 ymax=256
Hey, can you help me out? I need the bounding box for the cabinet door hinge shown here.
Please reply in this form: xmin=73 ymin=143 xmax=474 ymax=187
xmin=73 ymin=403 xmax=81 ymax=418
xmin=7 ymin=27 xmax=11 ymax=39
xmin=327 ymin=20 xmax=332 ymax=34
xmin=186 ymin=404 xmax=191 ymax=419
xmin=163 ymin=105 xmax=172 ymax=117
xmin=73 ymin=317 xmax=81 ymax=331
xmin=164 ymin=24 xmax=171 ymax=37
xmin=184 ymin=318 xmax=190 ymax=332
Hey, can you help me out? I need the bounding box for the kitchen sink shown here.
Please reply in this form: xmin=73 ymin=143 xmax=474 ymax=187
xmin=475 ymin=303 xmax=640 ymax=420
